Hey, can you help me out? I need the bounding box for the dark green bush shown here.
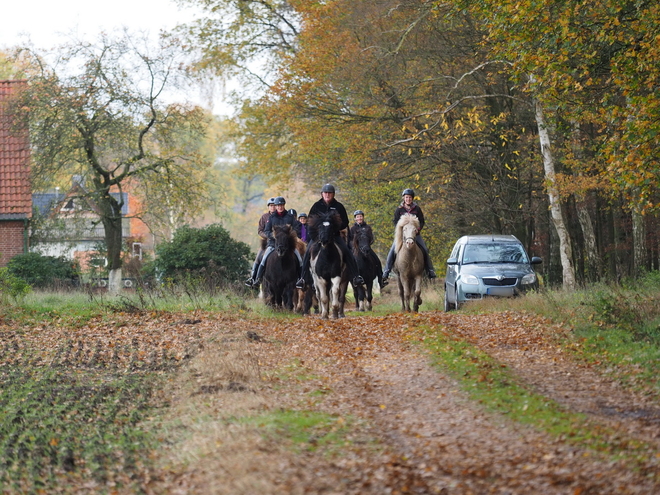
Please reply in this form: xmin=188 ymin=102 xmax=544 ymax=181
xmin=155 ymin=224 xmax=252 ymax=284
xmin=6 ymin=253 xmax=79 ymax=288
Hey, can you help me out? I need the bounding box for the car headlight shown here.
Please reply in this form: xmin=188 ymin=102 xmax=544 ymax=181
xmin=521 ymin=273 xmax=537 ymax=285
xmin=461 ymin=274 xmax=479 ymax=285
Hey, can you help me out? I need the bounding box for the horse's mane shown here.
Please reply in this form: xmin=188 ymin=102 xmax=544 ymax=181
xmin=308 ymin=211 xmax=342 ymax=241
xmin=273 ymin=224 xmax=297 ymax=250
xmin=394 ymin=214 xmax=420 ymax=252
xmin=351 ymin=227 xmax=368 ymax=256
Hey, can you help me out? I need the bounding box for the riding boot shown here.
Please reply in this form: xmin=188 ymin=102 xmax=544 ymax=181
xmin=382 ymin=242 xmax=396 ymax=280
xmin=296 ymin=242 xmax=313 ymax=289
xmin=336 ymin=235 xmax=364 ymax=286
xmin=245 ymin=260 xmax=259 ymax=286
xmin=371 ymin=250 xmax=387 ymax=287
xmin=253 ymin=246 xmax=274 ymax=287
xmin=416 ymin=236 xmax=437 ymax=279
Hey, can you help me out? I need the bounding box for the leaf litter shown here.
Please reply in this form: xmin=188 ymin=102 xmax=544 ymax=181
xmin=3 ymin=309 xmax=659 ymax=494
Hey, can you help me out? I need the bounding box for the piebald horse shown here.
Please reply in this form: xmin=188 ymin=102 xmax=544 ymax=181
xmin=308 ymin=211 xmax=349 ymax=319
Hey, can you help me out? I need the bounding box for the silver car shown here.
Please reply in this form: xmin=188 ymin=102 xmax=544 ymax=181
xmin=444 ymin=235 xmax=542 ymax=311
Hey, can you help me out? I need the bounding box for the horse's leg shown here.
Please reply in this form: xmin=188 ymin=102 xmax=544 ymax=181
xmin=366 ymin=281 xmax=373 ymax=311
xmin=413 ymin=276 xmax=422 ymax=312
xmin=330 ymin=276 xmax=342 ymax=319
xmin=339 ymin=279 xmax=349 ymax=318
xmin=397 ymin=277 xmax=407 ymax=312
xmin=316 ymin=280 xmax=329 ymax=319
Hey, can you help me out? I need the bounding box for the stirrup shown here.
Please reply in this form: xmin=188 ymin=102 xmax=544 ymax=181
xmin=244 ymin=278 xmax=254 ymax=287
xmin=353 ymin=276 xmax=365 ymax=287
xmin=427 ymin=270 xmax=437 ymax=279
xmin=295 ymin=278 xmax=306 ymax=290
xmin=380 ymin=278 xmax=389 ymax=287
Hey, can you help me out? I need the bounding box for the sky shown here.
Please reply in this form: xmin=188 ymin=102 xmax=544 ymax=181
xmin=0 ymin=0 xmax=198 ymax=49
xmin=0 ymin=0 xmax=233 ymax=115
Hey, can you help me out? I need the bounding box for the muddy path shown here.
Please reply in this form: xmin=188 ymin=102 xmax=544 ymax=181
xmin=153 ymin=310 xmax=660 ymax=494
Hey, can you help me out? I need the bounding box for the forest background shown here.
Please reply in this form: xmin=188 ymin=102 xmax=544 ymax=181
xmin=3 ymin=0 xmax=660 ymax=289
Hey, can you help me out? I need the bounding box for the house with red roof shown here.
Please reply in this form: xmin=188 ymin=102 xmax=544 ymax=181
xmin=0 ymin=80 xmax=31 ymax=267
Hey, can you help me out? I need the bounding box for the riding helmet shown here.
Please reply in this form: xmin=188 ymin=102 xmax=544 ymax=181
xmin=353 ymin=210 xmax=365 ymax=217
xmin=321 ymin=184 xmax=336 ymax=194
xmin=267 ymin=197 xmax=275 ymax=205
xmin=298 ymin=212 xmax=307 ymax=218
xmin=273 ymin=196 xmax=286 ymax=205
xmin=288 ymin=208 xmax=297 ymax=217
xmin=402 ymin=188 xmax=415 ymax=197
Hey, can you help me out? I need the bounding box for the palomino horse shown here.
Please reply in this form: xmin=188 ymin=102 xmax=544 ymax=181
xmin=308 ymin=211 xmax=349 ymax=319
xmin=394 ymin=214 xmax=424 ymax=312
xmin=262 ymin=225 xmax=299 ymax=310
xmin=351 ymin=228 xmax=377 ymax=311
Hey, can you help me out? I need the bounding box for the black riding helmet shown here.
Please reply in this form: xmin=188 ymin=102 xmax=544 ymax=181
xmin=273 ymin=196 xmax=286 ymax=205
xmin=402 ymin=188 xmax=415 ymax=197
xmin=288 ymin=208 xmax=297 ymax=217
xmin=321 ymin=184 xmax=335 ymax=194
xmin=353 ymin=210 xmax=365 ymax=217
xmin=298 ymin=212 xmax=307 ymax=218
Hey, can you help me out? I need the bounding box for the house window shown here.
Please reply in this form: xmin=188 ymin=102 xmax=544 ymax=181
xmin=132 ymin=242 xmax=142 ymax=260
xmin=61 ymin=199 xmax=75 ymax=211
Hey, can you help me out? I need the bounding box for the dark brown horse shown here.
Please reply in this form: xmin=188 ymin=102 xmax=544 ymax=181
xmin=351 ymin=228 xmax=377 ymax=311
xmin=262 ymin=225 xmax=299 ymax=310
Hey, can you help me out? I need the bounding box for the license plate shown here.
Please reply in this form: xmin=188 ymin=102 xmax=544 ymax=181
xmin=487 ymin=287 xmax=514 ymax=297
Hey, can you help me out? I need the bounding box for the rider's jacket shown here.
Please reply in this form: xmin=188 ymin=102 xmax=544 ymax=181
xmin=393 ymin=202 xmax=425 ymax=232
xmin=264 ymin=210 xmax=297 ymax=246
xmin=258 ymin=211 xmax=273 ymax=239
xmin=349 ymin=221 xmax=375 ymax=245
xmin=295 ymin=222 xmax=310 ymax=242
xmin=308 ymin=197 xmax=350 ymax=231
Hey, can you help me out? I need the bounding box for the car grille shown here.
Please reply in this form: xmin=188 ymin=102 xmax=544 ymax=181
xmin=483 ymin=277 xmax=517 ymax=286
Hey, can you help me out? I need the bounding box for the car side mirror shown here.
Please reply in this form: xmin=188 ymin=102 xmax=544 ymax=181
xmin=446 ymin=257 xmax=458 ymax=265
xmin=531 ymin=256 xmax=542 ymax=265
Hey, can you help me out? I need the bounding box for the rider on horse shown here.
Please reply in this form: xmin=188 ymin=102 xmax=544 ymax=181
xmin=245 ymin=197 xmax=276 ymax=287
xmin=295 ymin=184 xmax=365 ymax=290
xmin=350 ymin=210 xmax=388 ymax=288
xmin=246 ymin=196 xmax=303 ymax=288
xmin=295 ymin=212 xmax=310 ymax=243
xmin=382 ymin=189 xmax=437 ymax=282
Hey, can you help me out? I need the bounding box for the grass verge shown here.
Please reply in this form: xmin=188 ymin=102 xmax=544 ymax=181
xmin=460 ymin=271 xmax=660 ymax=399
xmin=419 ymin=324 xmax=658 ymax=473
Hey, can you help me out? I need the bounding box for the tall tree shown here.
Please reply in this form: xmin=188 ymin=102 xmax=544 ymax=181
xmin=12 ymin=33 xmax=212 ymax=293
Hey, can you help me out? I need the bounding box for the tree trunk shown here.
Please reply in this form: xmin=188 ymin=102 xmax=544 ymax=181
xmin=534 ymin=100 xmax=576 ymax=290
xmin=101 ymin=197 xmax=125 ymax=295
xmin=632 ymin=207 xmax=647 ymax=276
xmin=576 ymin=199 xmax=601 ymax=282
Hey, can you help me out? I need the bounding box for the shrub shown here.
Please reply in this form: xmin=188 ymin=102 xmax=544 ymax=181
xmin=6 ymin=252 xmax=79 ymax=288
xmin=155 ymin=224 xmax=252 ymax=284
xmin=0 ymin=267 xmax=32 ymax=302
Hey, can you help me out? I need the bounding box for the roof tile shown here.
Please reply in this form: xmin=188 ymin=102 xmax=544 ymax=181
xmin=0 ymin=80 xmax=31 ymax=218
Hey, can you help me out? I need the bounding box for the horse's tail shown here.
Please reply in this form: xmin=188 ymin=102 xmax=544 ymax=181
xmin=296 ymin=237 xmax=306 ymax=257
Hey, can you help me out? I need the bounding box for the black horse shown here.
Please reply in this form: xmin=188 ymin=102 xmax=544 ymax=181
xmin=308 ymin=211 xmax=349 ymax=319
xmin=351 ymin=228 xmax=378 ymax=311
xmin=262 ymin=225 xmax=299 ymax=310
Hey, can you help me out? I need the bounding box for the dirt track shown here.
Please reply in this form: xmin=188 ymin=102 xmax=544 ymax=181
xmin=152 ymin=310 xmax=660 ymax=494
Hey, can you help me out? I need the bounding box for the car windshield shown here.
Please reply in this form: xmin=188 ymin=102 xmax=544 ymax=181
xmin=461 ymin=243 xmax=528 ymax=264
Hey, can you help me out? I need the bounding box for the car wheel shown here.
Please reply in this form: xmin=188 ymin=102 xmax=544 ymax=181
xmin=454 ymin=288 xmax=462 ymax=311
xmin=444 ymin=287 xmax=454 ymax=312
